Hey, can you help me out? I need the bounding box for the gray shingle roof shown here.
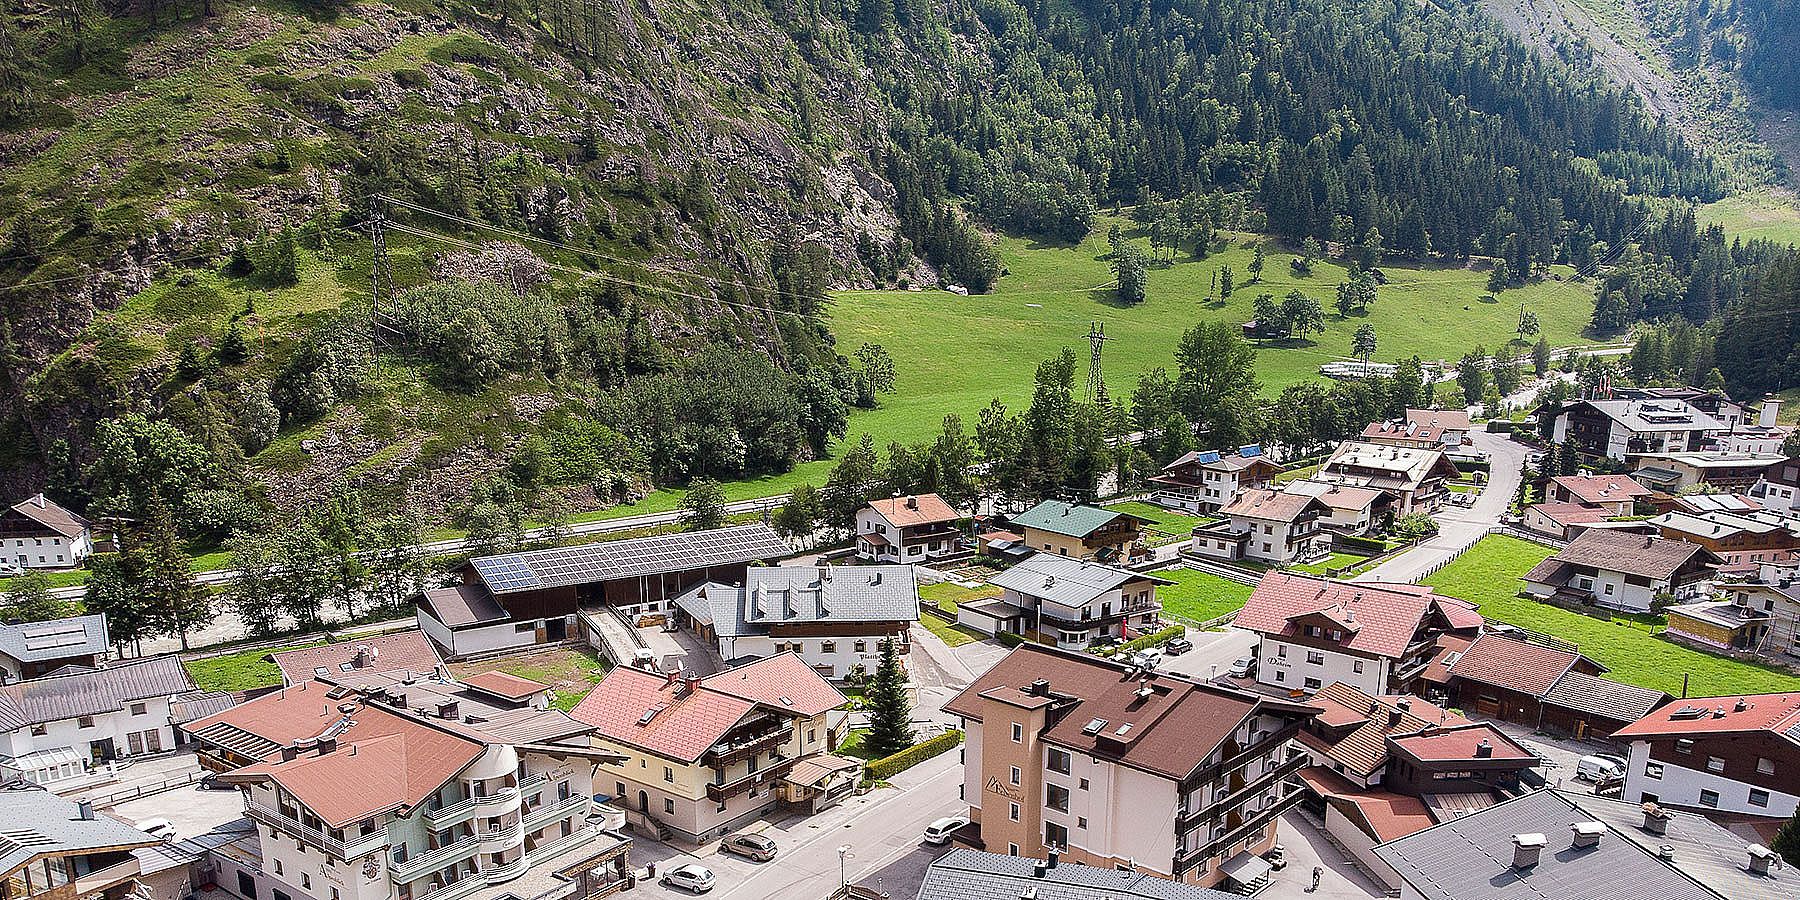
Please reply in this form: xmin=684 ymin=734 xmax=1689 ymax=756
xmin=673 ymin=566 xmax=919 ymax=639
xmin=0 ymin=615 xmax=108 ymax=664
xmin=917 ymin=848 xmax=1238 ymax=900
xmin=1541 ymin=671 xmax=1670 ymax=724
xmin=1373 ymin=789 xmax=1735 ymax=900
xmin=1011 ymin=500 xmax=1144 ymax=538
xmin=1581 ymin=399 xmax=1725 ymax=433
xmin=1556 ymin=792 xmax=1792 ymax=900
xmin=0 ymin=789 xmax=159 ymax=875
xmin=0 ymin=655 xmax=193 ymax=730
xmin=470 ymin=524 xmax=790 ymax=594
xmin=988 ymin=553 xmax=1170 ymax=607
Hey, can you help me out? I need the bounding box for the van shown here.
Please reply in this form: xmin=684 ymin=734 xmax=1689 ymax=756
xmin=1575 ymin=754 xmax=1624 ymax=783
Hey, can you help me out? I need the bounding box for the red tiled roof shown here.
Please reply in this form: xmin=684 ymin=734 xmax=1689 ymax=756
xmin=1529 ymin=502 xmax=1614 ymax=526
xmin=1235 ymin=573 xmax=1456 ymax=660
xmin=1409 ymin=408 xmax=1470 ymax=431
xmin=571 ymin=653 xmax=845 ymax=762
xmin=191 ymin=682 xmax=485 ymax=828
xmin=1552 ymin=474 xmax=1651 ymax=505
xmin=1612 ymin=692 xmax=1800 ymax=741
xmin=867 ymin=494 xmax=959 ymax=527
xmin=1421 ymin=634 xmax=1474 ymax=685
xmin=1433 ymin=596 xmax=1484 ymax=631
xmin=1301 ymin=683 xmax=1465 ymax=776
xmin=1297 ymin=767 xmax=1437 ymax=842
xmin=1388 ymin=723 xmax=1535 ymax=763
xmin=944 ymin=644 xmax=1315 ymax=781
xmin=459 ymin=671 xmax=549 ymax=701
xmin=1444 ymin=634 xmax=1582 ymax=697
xmin=271 ymin=631 xmax=443 ymax=687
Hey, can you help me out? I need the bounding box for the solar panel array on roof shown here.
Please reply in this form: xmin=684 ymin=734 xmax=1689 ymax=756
xmin=471 ymin=524 xmax=790 ymax=594
xmin=19 ymin=623 xmax=91 ymax=650
xmin=1240 ymin=444 xmax=1263 ymax=457
xmin=1194 ymin=450 xmax=1221 ymax=464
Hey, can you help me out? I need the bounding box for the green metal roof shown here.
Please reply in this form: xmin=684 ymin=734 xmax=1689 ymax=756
xmin=1010 ymin=500 xmax=1143 ymax=538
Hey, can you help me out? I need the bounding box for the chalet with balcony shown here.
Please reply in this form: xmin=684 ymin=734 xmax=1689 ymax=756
xmin=1629 ymin=451 xmax=1786 ymax=494
xmin=183 ymin=675 xmax=630 ymax=900
xmin=570 ymin=653 xmax=851 ymax=843
xmin=1544 ymin=398 xmax=1725 ymax=461
xmin=1233 ymin=573 xmax=1483 ymax=697
xmin=1361 ymin=409 xmax=1471 ymax=449
xmin=1314 ymin=441 xmax=1460 ymax=514
xmin=959 ymin=553 xmax=1168 ymax=649
xmin=0 ymin=790 xmax=163 ymax=900
xmin=2 ymin=494 xmax=92 ymax=571
xmin=1147 ymin=446 xmax=1284 ymax=513
xmin=1615 ymin=692 xmax=1800 ymax=818
xmin=1650 ymin=510 xmax=1800 ymax=572
xmin=1546 ymin=474 xmax=1651 ymax=516
xmin=672 ymin=565 xmax=918 ymax=679
xmin=1524 ymin=529 xmax=1721 ymax=613
xmin=855 ymin=494 xmax=962 ymax=563
xmin=942 ymin=643 xmax=1319 ymax=892
xmin=1009 ymin=501 xmax=1148 ymax=563
xmin=1279 ymin=480 xmax=1391 ymax=535
xmin=1190 ymin=489 xmax=1329 ymax=566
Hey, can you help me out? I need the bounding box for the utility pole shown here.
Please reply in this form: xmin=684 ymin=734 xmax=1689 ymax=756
xmin=368 ymin=193 xmax=398 ymax=366
xmin=1085 ymin=321 xmax=1108 ymax=404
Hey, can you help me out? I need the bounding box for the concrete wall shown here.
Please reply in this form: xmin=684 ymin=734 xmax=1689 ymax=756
xmin=1323 ymin=804 xmax=1404 ymax=891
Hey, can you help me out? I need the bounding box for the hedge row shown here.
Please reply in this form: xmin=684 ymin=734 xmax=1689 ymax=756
xmin=1335 ymin=533 xmax=1391 ymax=554
xmin=865 ymin=729 xmax=964 ymax=781
xmin=995 ymin=631 xmax=1027 ymax=648
xmin=1115 ymin=624 xmax=1187 ymax=657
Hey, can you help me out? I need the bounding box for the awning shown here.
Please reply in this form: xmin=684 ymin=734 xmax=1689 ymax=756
xmin=1220 ymin=850 xmax=1272 ymax=886
xmin=1 ymin=746 xmax=84 ymax=771
xmin=860 ymin=532 xmax=890 ymax=547
xmin=783 ymin=754 xmax=862 ymax=789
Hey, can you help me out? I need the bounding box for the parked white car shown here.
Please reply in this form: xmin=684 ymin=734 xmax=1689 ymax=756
xmin=660 ymin=863 xmax=715 ymax=894
xmin=924 ymin=815 xmax=970 ymax=845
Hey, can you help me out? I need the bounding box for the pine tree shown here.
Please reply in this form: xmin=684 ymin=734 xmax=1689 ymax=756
xmin=140 ymin=495 xmax=213 ymax=650
xmin=864 ymin=637 xmax=913 ymax=757
xmin=1773 ymin=808 xmax=1800 ymax=867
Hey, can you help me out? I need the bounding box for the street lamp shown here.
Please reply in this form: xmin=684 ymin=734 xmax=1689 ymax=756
xmin=837 ymin=845 xmax=854 ymax=889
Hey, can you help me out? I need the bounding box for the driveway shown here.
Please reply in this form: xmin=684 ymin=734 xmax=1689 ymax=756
xmin=1159 ymin=626 xmax=1259 ymax=682
xmin=1355 ymin=427 xmax=1526 ymax=584
xmin=109 ymin=782 xmax=248 ymax=840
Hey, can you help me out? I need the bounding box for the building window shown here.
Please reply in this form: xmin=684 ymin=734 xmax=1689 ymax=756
xmin=1008 ymin=843 xmax=1019 ymax=856
xmin=1274 ymin=670 xmax=1285 ymax=682
xmin=1644 ymin=762 xmax=1663 ymax=779
xmin=854 ymin=641 xmax=867 ymax=653
xmin=1048 ymin=748 xmax=1071 ymax=774
xmin=1352 ymin=660 xmax=1364 ymax=674
xmin=1706 ymin=756 xmax=1726 ymax=773
xmin=1674 ymin=739 xmax=1694 ymax=754
xmin=1010 ymin=766 xmax=1021 ymax=786
xmin=1046 ymin=784 xmax=1069 ymax=813
xmin=821 ymin=641 xmax=836 ymax=654
xmin=1078 ymin=778 xmax=1089 ymax=791
xmin=30 ymin=724 xmax=45 ymax=736
xmin=77 ymin=716 xmax=94 ymax=729
xmin=664 ymin=798 xmax=675 ymax=814
xmin=1750 ymin=789 xmax=1771 ymax=808
xmin=664 ymin=766 xmax=675 ymax=783
xmin=273 ymin=860 xmax=283 ymax=876
xmin=1011 ymin=723 xmax=1023 ymax=743
xmin=1277 ymin=645 xmax=1287 ymax=658
xmin=1303 ymin=677 xmax=1321 ymax=690
xmin=1009 ymin=803 xmax=1020 ymax=822
xmin=301 ymin=875 xmax=310 ymax=890
xmin=1699 ymin=789 xmax=1720 ymax=808
xmin=1045 ymin=822 xmax=1068 ymax=848
xmin=1306 ymin=651 xmax=1324 ymax=665
xmin=130 ymin=703 xmax=147 ymax=716
xmin=1758 ymin=757 xmax=1776 ymax=775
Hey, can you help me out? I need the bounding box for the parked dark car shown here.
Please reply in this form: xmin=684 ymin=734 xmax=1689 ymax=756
xmin=1163 ymin=637 xmax=1193 ymax=655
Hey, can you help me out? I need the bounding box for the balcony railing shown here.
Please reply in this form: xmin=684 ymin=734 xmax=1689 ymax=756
xmin=390 ymin=836 xmax=481 ymax=882
xmin=526 ymin=825 xmax=603 ymax=865
xmin=1177 ymin=755 xmax=1306 ymax=829
xmin=1181 ymin=723 xmax=1303 ymax=792
xmin=482 ymin=855 xmax=530 ymax=885
xmin=477 ymin=821 xmax=524 ymax=852
xmin=1176 ymin=790 xmax=1304 ymax=872
xmin=247 ymin=801 xmax=390 ymax=859
xmin=706 ymin=725 xmax=794 ymax=766
xmin=523 ymin=793 xmax=593 ymax=831
xmin=414 ymin=873 xmax=486 ymax=900
xmin=425 ymin=787 xmax=521 ymax=827
xmin=71 ymin=857 xmax=141 ymax=895
xmin=706 ymin=758 xmax=801 ymax=802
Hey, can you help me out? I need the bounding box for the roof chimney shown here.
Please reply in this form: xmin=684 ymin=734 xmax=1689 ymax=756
xmin=1571 ymin=821 xmax=1604 ymax=850
xmin=1046 ymin=848 xmax=1059 ymax=869
xmin=317 ymin=736 xmax=337 ymax=754
xmin=282 ymin=744 xmax=300 ymax=762
xmin=435 ymin=699 xmax=459 ymax=720
xmin=1735 ymin=698 xmax=1749 ymax=712
xmin=1643 ymin=803 xmax=1671 ymax=836
xmin=1475 ymin=739 xmax=1494 ymax=758
xmin=77 ymin=799 xmax=94 ymax=821
xmin=1749 ymin=843 xmax=1776 ymax=876
xmin=1029 ymin=679 xmax=1051 ymax=697
xmin=1512 ymin=833 xmax=1546 ymax=869
xmin=1032 ymin=860 xmax=1048 ymax=878
xmin=1388 ymin=706 xmax=1404 ymax=728
xmin=906 ymin=496 xmax=918 ymax=509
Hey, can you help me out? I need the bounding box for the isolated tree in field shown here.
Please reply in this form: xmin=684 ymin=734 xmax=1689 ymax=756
xmin=864 ymin=637 xmax=914 ymax=757
xmin=1148 ymin=221 xmax=1166 ymax=261
xmin=1517 ymin=308 xmax=1541 ymax=343
xmin=853 ymin=343 xmax=897 ymax=407
xmin=1248 ymin=245 xmax=1265 ymax=283
xmin=1336 ymin=270 xmax=1376 ymax=316
xmin=1219 ymin=265 xmax=1233 ymax=299
xmin=1 ymin=573 xmax=67 ymax=625
xmin=1113 ymin=245 xmax=1148 ymax=304
xmin=1487 ymin=259 xmax=1511 ymax=292
xmin=1300 ymin=237 xmax=1322 ymax=270
xmin=1281 ymin=291 xmax=1324 ymax=341
xmin=1532 ymin=337 xmax=1552 ymax=375
xmin=1352 ymin=324 xmax=1377 ymax=368
xmin=681 ymin=478 xmax=728 ymax=530
xmin=1107 ymin=223 xmax=1125 ymax=257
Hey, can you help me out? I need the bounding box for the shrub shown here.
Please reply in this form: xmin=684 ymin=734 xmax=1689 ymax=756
xmin=865 ymin=729 xmax=963 ymax=782
xmin=1114 ymin=624 xmax=1186 ymax=656
xmin=995 ymin=631 xmax=1026 ymax=648
xmin=1336 ymin=534 xmax=1390 ymax=554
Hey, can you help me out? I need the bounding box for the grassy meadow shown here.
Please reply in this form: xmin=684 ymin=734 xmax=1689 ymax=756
xmin=1699 ymin=196 xmax=1800 ymax=246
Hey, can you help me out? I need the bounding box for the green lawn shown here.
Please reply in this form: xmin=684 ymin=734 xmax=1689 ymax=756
xmin=1157 ymin=568 xmax=1256 ymax=623
xmin=918 ymin=611 xmax=985 ymax=648
xmin=1699 ymin=196 xmax=1800 ymax=247
xmin=450 ymin=647 xmax=610 ymax=712
xmin=829 ymin=220 xmax=1595 ymax=449
xmin=184 ymin=639 xmax=327 ymax=692
xmin=918 ymin=581 xmax=1001 ymax=613
xmin=1423 ymin=535 xmax=1800 ymax=697
xmin=0 ymin=570 xmax=91 ymax=592
xmin=1289 ymin=552 xmax=1369 ymax=576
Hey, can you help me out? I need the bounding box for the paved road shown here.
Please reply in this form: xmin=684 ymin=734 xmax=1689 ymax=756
xmin=1354 ymin=427 xmax=1526 ymax=584
xmin=1159 ymin=626 xmax=1258 ymax=682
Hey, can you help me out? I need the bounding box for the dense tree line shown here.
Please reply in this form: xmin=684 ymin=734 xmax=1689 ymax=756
xmin=1637 ymin=0 xmax=1800 ymax=110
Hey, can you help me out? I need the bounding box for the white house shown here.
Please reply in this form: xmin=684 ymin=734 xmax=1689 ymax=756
xmin=855 ymin=494 xmax=962 ymax=563
xmin=672 ymin=565 xmax=918 ymax=679
xmin=0 ymin=655 xmax=194 ymax=784
xmin=0 ymin=614 xmax=109 ymax=684
xmin=1314 ymin=441 xmax=1459 ymax=514
xmin=1746 ymin=458 xmax=1800 ymax=513
xmin=1146 ymin=445 xmax=1284 ymax=512
xmin=959 ymin=553 xmax=1168 ymax=649
xmin=1189 ymin=489 xmax=1330 ymax=565
xmin=1279 ymin=480 xmax=1390 ymax=535
xmin=1546 ymin=398 xmax=1725 ymax=461
xmin=1613 ymin=693 xmax=1800 ymax=819
xmin=2 ymin=494 xmax=93 ymax=570
xmin=1523 ymin=529 xmax=1721 ymax=613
